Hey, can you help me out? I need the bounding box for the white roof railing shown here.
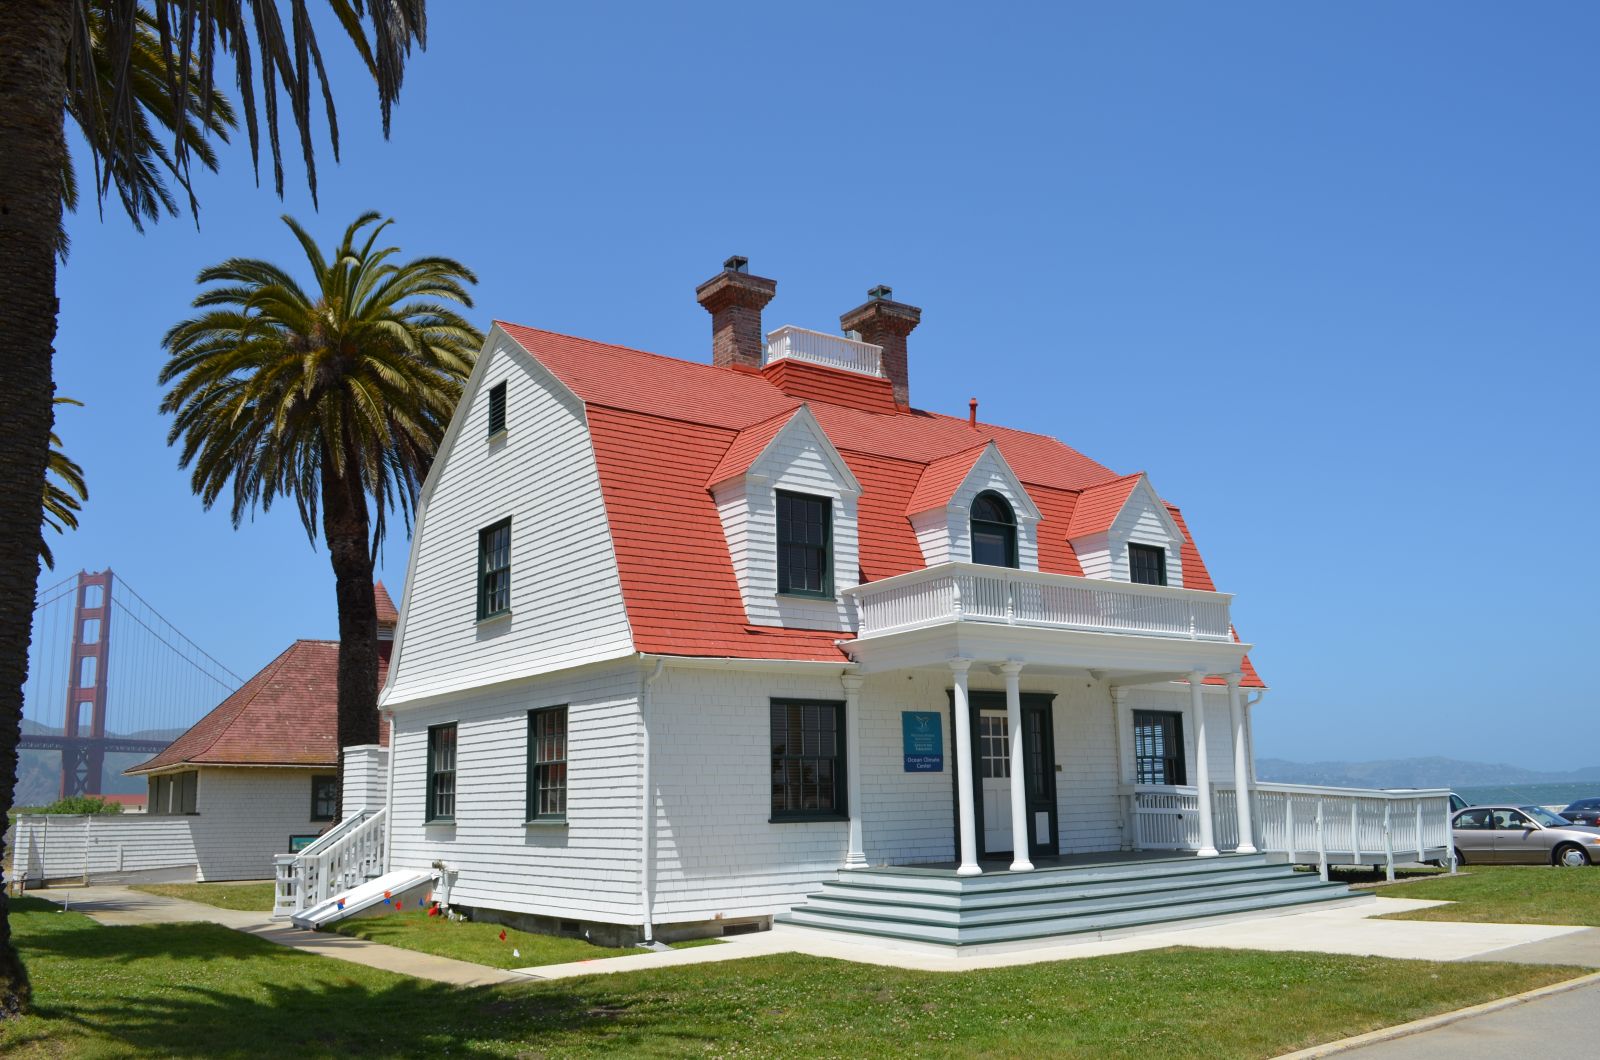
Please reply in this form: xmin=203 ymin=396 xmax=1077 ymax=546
xmin=764 ymin=325 xmax=883 ymax=378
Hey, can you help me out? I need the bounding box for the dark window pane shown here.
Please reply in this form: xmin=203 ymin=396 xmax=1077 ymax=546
xmin=776 ymin=492 xmax=832 ymax=595
xmin=1132 ymin=711 xmax=1185 ymax=785
xmin=970 ymin=492 xmax=1018 ymax=568
xmin=428 ymin=724 xmax=458 ymax=821
xmin=527 ymin=707 xmax=569 ymax=820
xmin=1129 ymin=544 xmax=1167 ymax=586
xmin=479 ymin=520 xmax=512 ymax=618
xmin=769 ymin=699 xmax=846 ymax=818
xmin=488 ymin=381 xmax=507 ymax=436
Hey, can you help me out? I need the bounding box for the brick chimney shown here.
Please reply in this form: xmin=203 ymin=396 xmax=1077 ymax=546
xmin=696 ymin=256 xmax=777 ymax=371
xmin=840 ymin=285 xmax=921 ymax=407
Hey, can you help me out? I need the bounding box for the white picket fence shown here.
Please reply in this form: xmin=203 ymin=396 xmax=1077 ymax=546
xmin=1125 ymin=782 xmax=1455 ymax=880
xmin=272 ymin=808 xmax=386 ymax=918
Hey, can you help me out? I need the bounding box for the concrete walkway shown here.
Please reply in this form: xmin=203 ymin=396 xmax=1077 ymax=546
xmin=30 ymin=885 xmax=527 ymax=987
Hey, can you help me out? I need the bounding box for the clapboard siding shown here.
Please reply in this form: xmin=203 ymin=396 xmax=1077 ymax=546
xmin=191 ymin=767 xmax=333 ymax=881
xmin=388 ymin=661 xmax=643 ymax=924
xmin=1074 ymin=484 xmax=1185 ymax=587
xmin=384 ymin=329 xmax=634 ymax=706
xmin=911 ymin=447 xmax=1041 ymax=571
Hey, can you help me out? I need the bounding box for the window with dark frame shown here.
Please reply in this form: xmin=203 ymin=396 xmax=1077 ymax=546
xmin=310 ymin=775 xmax=338 ymax=821
xmin=1128 ymin=543 xmax=1168 ymax=586
xmin=487 ymin=381 xmax=507 ymax=436
xmin=1132 ymin=710 xmax=1186 ymax=786
xmin=478 ymin=519 xmax=512 ymax=619
xmin=970 ymin=491 xmax=1019 ymax=568
xmin=527 ymin=706 xmax=568 ymax=821
xmin=426 ymin=723 xmax=457 ymax=822
xmin=776 ymin=491 xmax=832 ymax=596
xmin=770 ymin=700 xmax=846 ymax=819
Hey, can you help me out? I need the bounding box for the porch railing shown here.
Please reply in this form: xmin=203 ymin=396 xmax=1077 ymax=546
xmin=764 ymin=325 xmax=884 ymax=377
xmin=1123 ymin=783 xmax=1455 ymax=880
xmin=272 ymin=808 xmax=386 ymax=918
xmin=846 ymin=563 xmax=1233 ymax=641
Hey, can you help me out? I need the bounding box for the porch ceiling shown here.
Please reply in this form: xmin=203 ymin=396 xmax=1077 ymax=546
xmin=837 ymin=621 xmax=1250 ymax=677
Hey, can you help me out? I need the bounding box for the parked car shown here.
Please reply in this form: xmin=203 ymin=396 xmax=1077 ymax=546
xmin=1559 ymin=798 xmax=1600 ymax=827
xmin=1452 ymin=805 xmax=1600 ymax=867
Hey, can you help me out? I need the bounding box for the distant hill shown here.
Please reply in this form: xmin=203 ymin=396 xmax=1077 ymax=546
xmin=1256 ymin=756 xmax=1600 ymax=789
xmin=12 ymin=719 xmax=187 ymax=808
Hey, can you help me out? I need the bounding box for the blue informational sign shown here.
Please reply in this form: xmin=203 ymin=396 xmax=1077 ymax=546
xmin=902 ymin=711 xmax=944 ymax=772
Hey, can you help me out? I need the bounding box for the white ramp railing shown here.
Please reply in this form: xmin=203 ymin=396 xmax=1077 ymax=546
xmin=273 ymin=808 xmax=386 ymax=918
xmin=1125 ymin=783 xmax=1455 ymax=881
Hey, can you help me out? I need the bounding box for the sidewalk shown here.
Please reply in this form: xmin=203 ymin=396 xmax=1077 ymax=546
xmin=29 ymin=884 xmax=528 ymax=987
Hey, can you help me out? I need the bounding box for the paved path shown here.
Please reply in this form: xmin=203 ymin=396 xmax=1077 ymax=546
xmin=30 ymin=885 xmax=528 ymax=987
xmin=1320 ymin=976 xmax=1600 ymax=1058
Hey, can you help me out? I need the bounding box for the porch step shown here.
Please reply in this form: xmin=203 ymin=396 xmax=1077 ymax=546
xmin=774 ymin=854 xmax=1363 ymax=947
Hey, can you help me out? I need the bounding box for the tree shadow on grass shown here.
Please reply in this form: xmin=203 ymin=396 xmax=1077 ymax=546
xmin=17 ymin=920 xmax=720 ymax=1057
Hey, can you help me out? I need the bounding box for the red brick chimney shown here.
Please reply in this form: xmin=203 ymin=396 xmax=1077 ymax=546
xmin=840 ymin=285 xmax=921 ymax=408
xmin=696 ymin=256 xmax=777 ymax=371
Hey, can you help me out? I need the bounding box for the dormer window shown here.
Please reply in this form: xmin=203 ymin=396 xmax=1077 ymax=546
xmin=1128 ymin=543 xmax=1167 ymax=586
xmin=777 ymin=491 xmax=832 ymax=597
xmin=970 ymin=491 xmax=1018 ymax=568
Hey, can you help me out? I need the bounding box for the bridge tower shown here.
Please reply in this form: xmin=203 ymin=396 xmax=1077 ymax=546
xmin=60 ymin=569 xmax=114 ymax=798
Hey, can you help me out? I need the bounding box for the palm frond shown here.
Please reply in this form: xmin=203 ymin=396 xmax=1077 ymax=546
xmin=41 ymin=397 xmax=90 ymax=570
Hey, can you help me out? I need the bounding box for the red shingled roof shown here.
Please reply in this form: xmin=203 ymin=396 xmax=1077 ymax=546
xmin=498 ymin=322 xmax=1261 ymax=686
xmin=905 ymin=445 xmax=987 ymax=515
xmin=126 ymin=640 xmax=390 ymax=773
xmin=375 ymin=581 xmax=399 ymax=625
xmin=1065 ymin=473 xmax=1144 ymax=539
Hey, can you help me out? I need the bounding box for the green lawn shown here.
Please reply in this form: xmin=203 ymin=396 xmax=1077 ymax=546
xmin=331 ymin=909 xmax=720 ymax=968
xmin=2 ymin=895 xmax=1582 ymax=1058
xmin=131 ymin=881 xmax=277 ymax=912
xmin=1376 ymin=865 xmax=1600 ymax=927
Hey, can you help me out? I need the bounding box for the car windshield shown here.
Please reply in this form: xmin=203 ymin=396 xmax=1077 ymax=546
xmin=1520 ymin=806 xmax=1572 ymax=828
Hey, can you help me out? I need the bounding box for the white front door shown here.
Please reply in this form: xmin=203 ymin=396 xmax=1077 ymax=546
xmin=979 ymin=710 xmax=1012 ymax=853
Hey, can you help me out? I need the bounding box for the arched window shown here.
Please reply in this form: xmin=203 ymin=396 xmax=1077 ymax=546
xmin=969 ymin=491 xmax=1018 ymax=568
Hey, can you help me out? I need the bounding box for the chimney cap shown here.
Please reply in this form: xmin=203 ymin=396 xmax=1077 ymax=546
xmin=868 ymin=284 xmax=893 ymax=302
xmin=724 ymin=255 xmax=750 ymax=274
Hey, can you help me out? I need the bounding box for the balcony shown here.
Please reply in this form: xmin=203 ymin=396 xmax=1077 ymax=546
xmin=765 ymin=325 xmax=883 ymax=378
xmin=841 ymin=563 xmax=1243 ymax=676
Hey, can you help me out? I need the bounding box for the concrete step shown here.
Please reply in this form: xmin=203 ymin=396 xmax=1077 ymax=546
xmin=799 ymin=873 xmax=1338 ymax=928
xmin=837 ymin=852 xmax=1274 ymax=896
xmin=818 ymin=863 xmax=1297 ymax=911
xmin=777 ymin=882 xmax=1361 ymax=947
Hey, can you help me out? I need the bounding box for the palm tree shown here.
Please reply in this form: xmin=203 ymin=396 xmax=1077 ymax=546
xmin=159 ymin=210 xmax=480 ymax=811
xmin=0 ymin=3 xmax=427 ymax=1014
xmin=41 ymin=398 xmax=90 ymax=570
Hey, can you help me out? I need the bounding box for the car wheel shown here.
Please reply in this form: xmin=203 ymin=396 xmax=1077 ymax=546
xmin=1453 ymin=847 xmax=1466 ymax=867
xmin=1553 ymin=844 xmax=1590 ymax=868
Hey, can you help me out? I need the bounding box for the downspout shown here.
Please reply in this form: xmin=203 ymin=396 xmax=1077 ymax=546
xmin=1243 ymin=691 xmax=1264 ymax=788
xmin=381 ymin=709 xmax=397 ymax=873
xmin=639 ymin=658 xmax=666 ymax=945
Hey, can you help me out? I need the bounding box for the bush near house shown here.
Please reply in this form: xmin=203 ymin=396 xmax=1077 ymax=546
xmin=10 ymin=795 xmax=124 ymax=817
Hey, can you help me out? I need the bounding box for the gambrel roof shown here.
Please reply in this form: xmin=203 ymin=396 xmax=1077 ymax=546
xmin=496 ymin=322 xmax=1261 ymax=686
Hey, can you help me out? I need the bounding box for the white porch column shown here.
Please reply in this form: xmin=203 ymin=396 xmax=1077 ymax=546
xmin=842 ymin=673 xmax=868 ymax=869
xmin=1188 ymin=670 xmax=1219 ymax=857
xmin=950 ymin=659 xmax=982 ymax=876
xmin=1225 ymin=673 xmax=1257 ymax=854
xmin=1001 ymin=661 xmax=1033 ymax=872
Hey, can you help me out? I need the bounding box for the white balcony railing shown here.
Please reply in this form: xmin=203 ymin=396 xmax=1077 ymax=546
xmin=764 ymin=325 xmax=884 ymax=378
xmin=845 ymin=562 xmax=1234 ymax=641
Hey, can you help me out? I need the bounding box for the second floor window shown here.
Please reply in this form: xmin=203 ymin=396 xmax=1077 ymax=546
xmin=310 ymin=775 xmax=338 ymax=821
xmin=776 ymin=491 xmax=831 ymax=597
xmin=1129 ymin=543 xmax=1167 ymax=586
xmin=1133 ymin=710 xmax=1185 ymax=786
xmin=487 ymin=381 xmax=508 ymax=436
xmin=970 ymin=491 xmax=1018 ymax=568
xmin=478 ymin=519 xmax=511 ymax=619
xmin=427 ymin=723 xmax=457 ymax=822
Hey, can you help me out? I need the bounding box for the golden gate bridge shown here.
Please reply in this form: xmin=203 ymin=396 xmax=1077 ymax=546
xmin=20 ymin=569 xmax=243 ymax=799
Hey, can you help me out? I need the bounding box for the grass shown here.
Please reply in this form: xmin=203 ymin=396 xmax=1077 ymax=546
xmin=130 ymin=881 xmax=277 ymax=912
xmin=2 ymin=895 xmax=1582 ymax=1058
xmin=1376 ymin=864 xmax=1600 ymax=927
xmin=330 ymin=909 xmax=721 ymax=969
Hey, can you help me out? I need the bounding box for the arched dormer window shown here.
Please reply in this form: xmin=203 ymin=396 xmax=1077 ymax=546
xmin=970 ymin=491 xmax=1018 ymax=568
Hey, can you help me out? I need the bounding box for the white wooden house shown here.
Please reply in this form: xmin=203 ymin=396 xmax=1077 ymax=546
xmin=340 ymin=262 xmax=1451 ymax=947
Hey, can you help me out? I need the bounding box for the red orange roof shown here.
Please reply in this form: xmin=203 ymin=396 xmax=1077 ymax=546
xmin=497 ymin=322 xmax=1261 ymax=686
xmin=375 ymin=581 xmax=399 ymax=625
xmin=1065 ymin=473 xmax=1144 ymax=539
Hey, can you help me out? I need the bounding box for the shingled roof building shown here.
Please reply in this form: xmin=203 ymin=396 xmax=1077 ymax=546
xmin=122 ymin=584 xmax=395 ymax=881
xmin=369 ymin=262 xmax=1335 ymax=945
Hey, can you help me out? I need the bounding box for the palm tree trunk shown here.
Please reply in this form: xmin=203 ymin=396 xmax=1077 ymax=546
xmin=320 ymin=445 xmax=380 ymax=822
xmin=0 ymin=0 xmax=75 ymax=1019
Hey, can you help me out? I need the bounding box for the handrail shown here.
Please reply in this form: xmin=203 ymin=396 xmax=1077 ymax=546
xmin=764 ymin=325 xmax=884 ymax=377
xmin=272 ymin=807 xmax=386 ymax=918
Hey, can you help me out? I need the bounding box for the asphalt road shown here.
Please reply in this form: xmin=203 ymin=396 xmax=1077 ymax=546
xmin=1339 ymin=977 xmax=1600 ymax=1058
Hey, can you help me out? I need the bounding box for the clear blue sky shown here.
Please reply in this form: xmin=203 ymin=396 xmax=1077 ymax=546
xmin=42 ymin=2 xmax=1599 ymax=770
